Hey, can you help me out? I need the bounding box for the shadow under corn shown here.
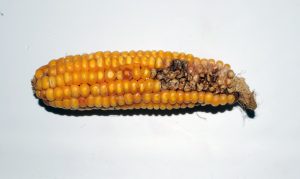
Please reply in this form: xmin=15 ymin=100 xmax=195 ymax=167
xmin=38 ymin=100 xmax=255 ymax=118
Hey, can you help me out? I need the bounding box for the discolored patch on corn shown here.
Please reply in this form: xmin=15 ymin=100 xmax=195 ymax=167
xmin=32 ymin=50 xmax=256 ymax=111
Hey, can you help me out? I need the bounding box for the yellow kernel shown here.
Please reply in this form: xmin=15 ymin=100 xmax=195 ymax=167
xmin=153 ymin=80 xmax=161 ymax=93
xmin=159 ymin=104 xmax=166 ymax=110
xmin=56 ymin=62 xmax=65 ymax=74
xmin=169 ymin=90 xmax=177 ymax=104
xmin=102 ymin=96 xmax=110 ymax=108
xmin=48 ymin=59 xmax=57 ymax=66
xmin=191 ymin=91 xmax=198 ymax=104
xmin=65 ymin=61 xmax=74 ymax=72
xmin=100 ymin=83 xmax=108 ymax=96
xmin=94 ymin=96 xmax=102 ymax=107
xmin=87 ymin=71 xmax=97 ymax=85
xmin=62 ymin=86 xmax=71 ymax=99
xmin=54 ymin=87 xmax=63 ymax=100
xmin=123 ymin=80 xmax=130 ymax=93
xmin=148 ymin=57 xmax=155 ymax=68
xmin=204 ymin=92 xmax=213 ymax=104
xmin=144 ymin=79 xmax=153 ymax=93
xmin=81 ymin=71 xmax=88 ymax=84
xmin=117 ymin=96 xmax=125 ymax=106
xmin=97 ymin=70 xmax=105 ymax=82
xmin=130 ymin=80 xmax=138 ymax=94
xmin=48 ymin=66 xmax=57 ymax=76
xmin=71 ymin=98 xmax=79 ymax=109
xmin=152 ymin=93 xmax=161 ymax=104
xmin=73 ymin=58 xmax=82 ymax=71
xmin=89 ymin=59 xmax=97 ymax=71
xmin=219 ymin=94 xmax=227 ymax=105
xmin=42 ymin=76 xmax=50 ymax=89
xmin=184 ymin=92 xmax=191 ymax=104
xmin=211 ymin=95 xmax=220 ymax=107
xmin=142 ymin=93 xmax=152 ymax=103
xmin=141 ymin=56 xmax=148 ymax=67
xmin=55 ymin=100 xmax=63 ymax=108
xmin=155 ymin=57 xmax=163 ymax=68
xmin=161 ymin=91 xmax=169 ymax=104
xmin=110 ymin=96 xmax=117 ymax=107
xmin=176 ymin=91 xmax=184 ymax=104
xmin=108 ymin=82 xmax=116 ymax=95
xmin=35 ymin=79 xmax=42 ymax=90
xmin=133 ymin=93 xmax=142 ymax=104
xmin=111 ymin=57 xmax=118 ymax=69
xmin=48 ymin=76 xmax=56 ymax=88
xmin=79 ymin=84 xmax=90 ymax=97
xmin=198 ymin=92 xmax=205 ymax=103
xmin=227 ymin=94 xmax=235 ymax=104
xmin=118 ymin=56 xmax=125 ymax=66
xmin=35 ymin=69 xmax=44 ymax=79
xmin=132 ymin=67 xmax=141 ymax=80
xmin=141 ymin=68 xmax=150 ymax=79
xmin=105 ymin=69 xmax=115 ymax=81
xmin=115 ymin=80 xmax=123 ymax=95
xmin=62 ymin=99 xmax=71 ymax=109
xmin=72 ymin=72 xmax=81 ymax=85
xmin=125 ymin=56 xmax=132 ymax=66
xmin=133 ymin=56 xmax=140 ymax=65
xmin=71 ymin=85 xmax=80 ymax=98
xmin=116 ymin=70 xmax=123 ymax=80
xmin=138 ymin=79 xmax=146 ymax=93
xmin=55 ymin=74 xmax=65 ymax=87
xmin=90 ymin=84 xmax=100 ymax=96
xmin=46 ymin=88 xmax=54 ymax=101
xmin=124 ymin=93 xmax=134 ymax=105
xmin=81 ymin=56 xmax=89 ymax=71
xmin=96 ymin=57 xmax=104 ymax=69
xmin=64 ymin=72 xmax=72 ymax=85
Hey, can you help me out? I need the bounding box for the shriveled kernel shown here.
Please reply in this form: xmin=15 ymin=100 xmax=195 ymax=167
xmin=227 ymin=70 xmax=235 ymax=79
xmin=54 ymin=87 xmax=63 ymax=100
xmin=35 ymin=79 xmax=42 ymax=90
xmin=204 ymin=92 xmax=213 ymax=104
xmin=90 ymin=84 xmax=100 ymax=96
xmin=35 ymin=69 xmax=44 ymax=79
xmin=71 ymin=85 xmax=80 ymax=98
xmin=46 ymin=88 xmax=54 ymax=101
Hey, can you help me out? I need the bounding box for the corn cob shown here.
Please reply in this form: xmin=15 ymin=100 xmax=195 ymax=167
xmin=31 ymin=50 xmax=257 ymax=111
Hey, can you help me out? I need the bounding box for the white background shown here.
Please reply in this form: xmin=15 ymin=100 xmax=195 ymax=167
xmin=1 ymin=0 xmax=299 ymax=178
